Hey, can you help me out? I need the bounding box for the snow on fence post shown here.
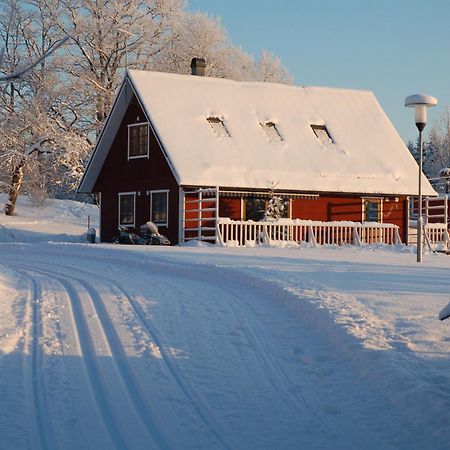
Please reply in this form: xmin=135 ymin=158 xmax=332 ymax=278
xmin=307 ymin=224 xmax=317 ymax=247
xmin=353 ymin=225 xmax=362 ymax=246
xmin=444 ymin=228 xmax=450 ymax=252
xmin=215 ymin=221 xmax=224 ymax=246
xmin=394 ymin=227 xmax=401 ymax=245
xmin=261 ymin=224 xmax=270 ymax=245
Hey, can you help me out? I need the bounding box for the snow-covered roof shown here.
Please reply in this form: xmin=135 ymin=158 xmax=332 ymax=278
xmin=80 ymin=70 xmax=436 ymax=196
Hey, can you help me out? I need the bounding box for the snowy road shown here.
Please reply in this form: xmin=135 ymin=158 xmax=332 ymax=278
xmin=1 ymin=243 xmax=450 ymax=449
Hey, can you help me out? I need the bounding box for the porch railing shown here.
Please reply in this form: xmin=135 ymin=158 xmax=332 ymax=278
xmin=424 ymin=223 xmax=450 ymax=252
xmin=216 ymin=218 xmax=402 ymax=247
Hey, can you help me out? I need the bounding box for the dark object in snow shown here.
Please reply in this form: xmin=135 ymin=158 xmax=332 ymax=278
xmin=439 ymin=302 xmax=450 ymax=321
xmin=86 ymin=227 xmax=96 ymax=243
xmin=112 ymin=222 xmax=170 ymax=246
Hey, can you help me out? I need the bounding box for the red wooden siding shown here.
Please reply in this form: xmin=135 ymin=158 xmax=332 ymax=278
xmin=94 ymin=95 xmax=179 ymax=243
xmin=291 ymin=195 xmax=408 ymax=243
xmin=291 ymin=196 xmax=362 ymax=222
xmin=219 ymin=198 xmax=242 ymax=220
xmin=183 ymin=193 xmax=216 ymax=240
xmin=382 ymin=198 xmax=408 ymax=243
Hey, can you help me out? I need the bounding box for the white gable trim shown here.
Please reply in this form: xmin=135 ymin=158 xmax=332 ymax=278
xmin=127 ymin=78 xmax=180 ymax=184
xmin=78 ymin=73 xmax=180 ymax=193
xmin=78 ymin=77 xmax=131 ymax=193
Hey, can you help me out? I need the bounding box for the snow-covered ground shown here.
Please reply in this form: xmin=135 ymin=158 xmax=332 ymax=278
xmin=1 ymin=195 xmax=450 ymax=449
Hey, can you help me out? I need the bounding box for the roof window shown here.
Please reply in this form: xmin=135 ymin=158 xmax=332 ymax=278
xmin=260 ymin=121 xmax=283 ymax=142
xmin=311 ymin=125 xmax=333 ymax=145
xmin=207 ymin=117 xmax=230 ymax=138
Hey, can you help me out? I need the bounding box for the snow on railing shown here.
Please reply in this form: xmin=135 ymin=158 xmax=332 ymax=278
xmin=216 ymin=218 xmax=401 ymax=247
xmin=424 ymin=223 xmax=450 ymax=252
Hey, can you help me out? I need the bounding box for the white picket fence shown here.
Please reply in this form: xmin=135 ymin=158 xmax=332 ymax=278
xmin=424 ymin=223 xmax=450 ymax=252
xmin=216 ymin=218 xmax=402 ymax=247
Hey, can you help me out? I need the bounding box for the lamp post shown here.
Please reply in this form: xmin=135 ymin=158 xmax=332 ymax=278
xmin=405 ymin=93 xmax=438 ymax=262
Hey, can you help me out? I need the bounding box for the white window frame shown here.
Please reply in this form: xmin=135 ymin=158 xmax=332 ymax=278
xmin=118 ymin=191 xmax=136 ymax=228
xmin=150 ymin=189 xmax=169 ymax=227
xmin=127 ymin=122 xmax=149 ymax=160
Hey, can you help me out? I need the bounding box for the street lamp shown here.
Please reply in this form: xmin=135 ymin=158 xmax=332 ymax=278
xmin=405 ymin=93 xmax=438 ymax=262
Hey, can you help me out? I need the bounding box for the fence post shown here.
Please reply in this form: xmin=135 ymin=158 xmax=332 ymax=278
xmin=215 ymin=219 xmax=224 ymax=246
xmin=394 ymin=227 xmax=401 ymax=245
xmin=261 ymin=224 xmax=270 ymax=246
xmin=307 ymin=225 xmax=317 ymax=247
xmin=353 ymin=225 xmax=362 ymax=246
xmin=445 ymin=229 xmax=450 ymax=253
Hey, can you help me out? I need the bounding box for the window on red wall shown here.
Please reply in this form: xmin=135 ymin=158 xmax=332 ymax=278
xmin=119 ymin=192 xmax=135 ymax=227
xmin=128 ymin=123 xmax=149 ymax=158
xmin=150 ymin=190 xmax=169 ymax=226
xmin=364 ymin=199 xmax=381 ymax=222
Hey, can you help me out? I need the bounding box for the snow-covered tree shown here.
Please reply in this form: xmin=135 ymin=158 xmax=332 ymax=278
xmin=0 ymin=0 xmax=90 ymax=215
xmin=407 ymin=108 xmax=450 ymax=192
xmin=255 ymin=50 xmax=292 ymax=84
xmin=0 ymin=0 xmax=293 ymax=215
xmin=264 ymin=182 xmax=288 ymax=220
xmin=427 ymin=108 xmax=450 ymax=179
xmin=41 ymin=0 xmax=183 ymax=132
xmin=152 ymin=11 xmax=292 ymax=83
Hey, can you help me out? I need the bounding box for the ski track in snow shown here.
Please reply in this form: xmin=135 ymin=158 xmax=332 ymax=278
xmin=14 ymin=264 xmax=166 ymax=450
xmin=2 ymin=243 xmax=450 ymax=449
xmin=5 ymin=247 xmax=380 ymax=450
xmin=23 ymin=271 xmax=52 ymax=450
xmin=12 ymin=261 xmax=254 ymax=450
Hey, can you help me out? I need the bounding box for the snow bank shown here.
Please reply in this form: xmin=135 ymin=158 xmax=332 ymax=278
xmin=0 ymin=194 xmax=99 ymax=243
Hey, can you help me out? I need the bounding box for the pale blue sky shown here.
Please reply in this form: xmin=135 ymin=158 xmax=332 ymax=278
xmin=187 ymin=0 xmax=450 ymax=143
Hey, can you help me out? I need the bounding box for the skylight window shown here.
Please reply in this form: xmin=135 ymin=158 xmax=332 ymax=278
xmin=207 ymin=117 xmax=230 ymax=138
xmin=311 ymin=125 xmax=333 ymax=145
xmin=260 ymin=121 xmax=283 ymax=142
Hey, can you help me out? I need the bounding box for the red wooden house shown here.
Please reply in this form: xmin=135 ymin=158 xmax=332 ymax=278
xmin=78 ymin=59 xmax=436 ymax=245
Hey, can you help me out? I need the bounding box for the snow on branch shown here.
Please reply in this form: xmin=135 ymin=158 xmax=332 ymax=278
xmin=0 ymin=37 xmax=68 ymax=82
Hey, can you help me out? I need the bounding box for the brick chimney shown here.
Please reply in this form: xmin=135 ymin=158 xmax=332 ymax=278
xmin=191 ymin=57 xmax=206 ymax=76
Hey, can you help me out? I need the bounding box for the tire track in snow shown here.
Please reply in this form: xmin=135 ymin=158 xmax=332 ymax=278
xmin=112 ymin=284 xmax=236 ymax=450
xmin=17 ymin=264 xmax=168 ymax=450
xmin=20 ymin=260 xmax=238 ymax=450
xmin=19 ymin=266 xmax=131 ymax=450
xmin=14 ymin=254 xmax=360 ymax=448
xmin=16 ymin=253 xmax=364 ymax=448
xmin=15 ymin=269 xmax=53 ymax=450
xmin=72 ymin=277 xmax=169 ymax=450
